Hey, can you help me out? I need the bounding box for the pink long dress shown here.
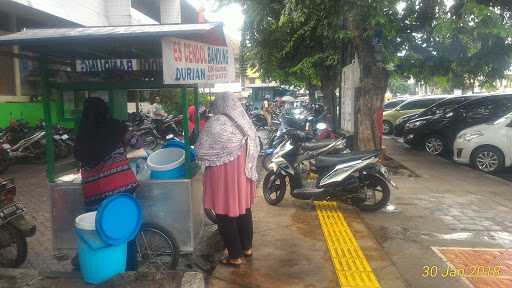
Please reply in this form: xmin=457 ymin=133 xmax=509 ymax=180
xmin=203 ymin=146 xmax=256 ymax=217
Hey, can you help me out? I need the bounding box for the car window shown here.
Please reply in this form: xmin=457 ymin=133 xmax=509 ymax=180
xmin=398 ymin=98 xmax=444 ymax=111
xmin=497 ymin=96 xmax=512 ymax=115
xmin=420 ymin=97 xmax=473 ymax=117
xmin=384 ymin=100 xmax=404 ymax=110
xmin=461 ymin=99 xmax=498 ymax=122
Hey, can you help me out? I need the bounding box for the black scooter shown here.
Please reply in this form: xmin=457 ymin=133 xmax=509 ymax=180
xmin=0 ymin=178 xmax=36 ymax=268
xmin=262 ymin=130 xmax=395 ymax=212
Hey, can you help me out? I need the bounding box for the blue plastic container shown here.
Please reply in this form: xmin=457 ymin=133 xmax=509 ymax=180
xmin=147 ymin=148 xmax=186 ymax=179
xmin=75 ymin=194 xmax=142 ymax=285
xmin=162 ymin=139 xmax=196 ymax=161
xmin=75 ymin=212 xmax=127 ymax=285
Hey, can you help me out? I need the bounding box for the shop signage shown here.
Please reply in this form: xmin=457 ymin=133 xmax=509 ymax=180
xmin=161 ymin=37 xmax=235 ymax=84
xmin=76 ymin=59 xmax=162 ymax=72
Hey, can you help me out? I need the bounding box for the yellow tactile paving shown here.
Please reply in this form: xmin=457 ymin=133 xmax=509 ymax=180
xmin=315 ymin=201 xmax=381 ymax=288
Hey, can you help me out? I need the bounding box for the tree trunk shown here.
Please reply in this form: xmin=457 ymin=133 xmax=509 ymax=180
xmin=355 ymin=41 xmax=389 ymax=150
xmin=318 ymin=66 xmax=339 ymax=127
xmin=305 ymin=81 xmax=317 ymax=104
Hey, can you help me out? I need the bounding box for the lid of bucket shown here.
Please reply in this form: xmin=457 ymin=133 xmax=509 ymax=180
xmin=75 ymin=212 xmax=97 ymax=230
xmin=95 ymin=193 xmax=142 ymax=245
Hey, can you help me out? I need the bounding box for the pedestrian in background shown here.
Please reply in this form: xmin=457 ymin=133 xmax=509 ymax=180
xmin=195 ymin=92 xmax=260 ymax=266
xmin=262 ymin=95 xmax=273 ymax=127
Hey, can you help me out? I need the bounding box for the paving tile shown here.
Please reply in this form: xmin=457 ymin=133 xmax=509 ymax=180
xmin=435 ymin=248 xmax=512 ymax=288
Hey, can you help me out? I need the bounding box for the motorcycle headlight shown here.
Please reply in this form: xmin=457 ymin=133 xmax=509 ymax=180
xmin=316 ymin=123 xmax=327 ymax=130
xmin=405 ymin=120 xmax=426 ymax=129
xmin=458 ymin=131 xmax=484 ymax=142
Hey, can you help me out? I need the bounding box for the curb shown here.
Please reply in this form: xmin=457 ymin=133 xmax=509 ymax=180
xmin=0 ymin=268 xmax=205 ymax=288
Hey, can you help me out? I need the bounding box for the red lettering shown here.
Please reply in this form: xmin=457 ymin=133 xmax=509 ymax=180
xmin=172 ymin=41 xmax=182 ymax=63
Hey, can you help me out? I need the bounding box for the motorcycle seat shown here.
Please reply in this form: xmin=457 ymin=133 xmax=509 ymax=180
xmin=314 ymin=150 xmax=381 ymax=169
xmin=302 ymin=139 xmax=336 ymax=151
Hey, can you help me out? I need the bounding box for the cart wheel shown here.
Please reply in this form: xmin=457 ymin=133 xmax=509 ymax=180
xmin=204 ymin=208 xmax=218 ymax=224
xmin=136 ymin=223 xmax=179 ymax=272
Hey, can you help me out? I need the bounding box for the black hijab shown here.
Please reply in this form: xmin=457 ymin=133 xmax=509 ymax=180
xmin=74 ymin=97 xmax=127 ymax=168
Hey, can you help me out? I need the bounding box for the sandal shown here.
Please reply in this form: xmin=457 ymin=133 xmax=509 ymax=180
xmin=220 ymin=257 xmax=242 ymax=267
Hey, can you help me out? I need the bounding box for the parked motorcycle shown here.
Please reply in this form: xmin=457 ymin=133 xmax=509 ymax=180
xmin=128 ymin=112 xmax=181 ymax=151
xmin=1 ymin=130 xmax=47 ymax=163
xmin=262 ymin=130 xmax=394 ymax=212
xmin=260 ymin=122 xmax=344 ymax=172
xmin=36 ymin=122 xmax=74 ymax=160
xmin=0 ymin=178 xmax=36 ymax=268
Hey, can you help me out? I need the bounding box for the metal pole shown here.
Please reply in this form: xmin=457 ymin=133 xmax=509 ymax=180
xmin=194 ymin=85 xmax=200 ymax=142
xmin=181 ymin=87 xmax=191 ymax=178
xmin=40 ymin=55 xmax=55 ymax=182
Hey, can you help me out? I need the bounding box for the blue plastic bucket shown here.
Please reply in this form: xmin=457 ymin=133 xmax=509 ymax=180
xmin=75 ymin=212 xmax=127 ymax=285
xmin=162 ymin=139 xmax=196 ymax=161
xmin=147 ymin=148 xmax=186 ymax=179
xmin=75 ymin=194 xmax=142 ymax=285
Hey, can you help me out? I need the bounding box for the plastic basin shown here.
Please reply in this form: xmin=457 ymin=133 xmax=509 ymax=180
xmin=147 ymin=148 xmax=185 ymax=179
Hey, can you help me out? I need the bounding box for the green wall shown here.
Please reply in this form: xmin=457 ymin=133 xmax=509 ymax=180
xmin=0 ymin=102 xmax=71 ymax=128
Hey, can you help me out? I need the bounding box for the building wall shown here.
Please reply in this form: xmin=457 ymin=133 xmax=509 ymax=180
xmin=8 ymin=0 xmax=110 ymax=26
xmin=7 ymin=0 xmax=159 ymax=26
xmin=0 ymin=47 xmax=15 ymax=95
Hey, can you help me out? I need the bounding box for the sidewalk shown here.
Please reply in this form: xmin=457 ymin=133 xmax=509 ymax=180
xmin=356 ymin=138 xmax=512 ymax=288
xmin=208 ymin=182 xmax=407 ymax=288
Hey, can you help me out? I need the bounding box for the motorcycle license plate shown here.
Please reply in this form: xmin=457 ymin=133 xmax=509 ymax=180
xmin=0 ymin=203 xmax=24 ymax=222
xmin=2 ymin=144 xmax=11 ymax=150
xmin=61 ymin=135 xmax=69 ymax=140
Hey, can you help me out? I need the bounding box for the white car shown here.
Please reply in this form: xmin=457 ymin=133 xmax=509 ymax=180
xmin=453 ymin=112 xmax=512 ymax=173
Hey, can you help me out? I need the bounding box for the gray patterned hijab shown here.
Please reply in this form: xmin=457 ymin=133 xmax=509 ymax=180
xmin=195 ymin=92 xmax=259 ymax=181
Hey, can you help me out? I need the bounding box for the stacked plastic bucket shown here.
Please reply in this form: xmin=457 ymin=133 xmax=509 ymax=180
xmin=75 ymin=194 xmax=142 ymax=284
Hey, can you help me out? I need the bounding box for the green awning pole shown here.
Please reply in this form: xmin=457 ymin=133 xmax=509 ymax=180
xmin=194 ymin=85 xmax=200 ymax=142
xmin=181 ymin=87 xmax=191 ymax=179
xmin=40 ymin=55 xmax=55 ymax=182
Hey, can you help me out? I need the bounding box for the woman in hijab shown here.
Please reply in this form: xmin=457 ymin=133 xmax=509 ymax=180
xmin=73 ymin=97 xmax=139 ymax=271
xmin=195 ymin=92 xmax=260 ymax=266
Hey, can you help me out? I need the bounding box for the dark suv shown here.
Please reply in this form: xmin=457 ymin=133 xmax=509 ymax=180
xmin=394 ymin=95 xmax=480 ymax=137
xmin=402 ymin=94 xmax=512 ymax=155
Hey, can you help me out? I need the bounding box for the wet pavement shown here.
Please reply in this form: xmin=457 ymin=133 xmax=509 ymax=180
xmin=1 ymin=163 xmax=70 ymax=271
xmin=209 ymin=178 xmax=406 ymax=288
xmin=208 ymin=194 xmax=339 ymax=288
xmin=359 ymin=138 xmax=512 ymax=288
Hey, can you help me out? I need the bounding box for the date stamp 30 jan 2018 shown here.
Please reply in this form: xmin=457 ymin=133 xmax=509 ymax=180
xmin=422 ymin=265 xmax=503 ymax=279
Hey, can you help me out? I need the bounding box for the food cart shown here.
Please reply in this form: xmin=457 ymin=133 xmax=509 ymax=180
xmin=0 ymin=23 xmax=235 ymax=267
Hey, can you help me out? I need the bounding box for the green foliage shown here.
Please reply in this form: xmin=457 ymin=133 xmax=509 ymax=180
xmin=220 ymin=0 xmax=512 ymax=94
xmin=397 ymin=0 xmax=512 ymax=92
xmin=159 ymin=89 xmax=211 ymax=116
xmin=388 ymin=76 xmax=410 ymax=96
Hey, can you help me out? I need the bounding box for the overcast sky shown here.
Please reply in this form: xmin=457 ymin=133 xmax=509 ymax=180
xmin=186 ymin=0 xmax=244 ymax=40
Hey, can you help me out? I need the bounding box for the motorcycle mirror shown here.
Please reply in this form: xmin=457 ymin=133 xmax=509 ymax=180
xmin=316 ymin=123 xmax=327 ymax=130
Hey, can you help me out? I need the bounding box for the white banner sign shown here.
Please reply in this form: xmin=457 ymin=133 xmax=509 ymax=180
xmin=76 ymin=59 xmax=163 ymax=72
xmin=162 ymin=37 xmax=235 ymax=84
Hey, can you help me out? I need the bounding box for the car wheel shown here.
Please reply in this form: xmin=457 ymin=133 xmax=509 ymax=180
xmin=383 ymin=121 xmax=393 ymax=135
xmin=471 ymin=146 xmax=504 ymax=173
xmin=424 ymin=135 xmax=444 ymax=156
